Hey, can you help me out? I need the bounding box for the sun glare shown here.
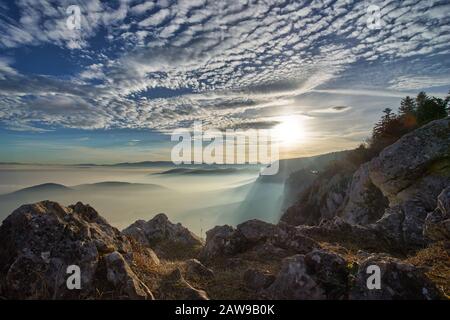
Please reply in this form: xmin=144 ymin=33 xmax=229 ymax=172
xmin=273 ymin=116 xmax=307 ymax=146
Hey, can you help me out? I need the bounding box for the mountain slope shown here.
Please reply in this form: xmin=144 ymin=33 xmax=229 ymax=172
xmin=232 ymin=151 xmax=349 ymax=224
xmin=282 ymin=117 xmax=450 ymax=250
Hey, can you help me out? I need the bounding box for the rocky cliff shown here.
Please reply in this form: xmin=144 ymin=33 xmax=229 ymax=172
xmin=282 ymin=117 xmax=450 ymax=251
xmin=0 ymin=118 xmax=448 ymax=300
xmin=0 ymin=201 xmax=153 ymax=299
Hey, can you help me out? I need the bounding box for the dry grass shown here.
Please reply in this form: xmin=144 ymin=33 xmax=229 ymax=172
xmin=127 ymin=235 xmax=449 ymax=300
xmin=319 ymin=242 xmax=360 ymax=263
xmin=301 ymin=225 xmax=409 ymax=258
xmin=127 ymin=237 xmax=185 ymax=295
xmin=198 ymin=251 xmax=282 ymax=300
xmin=154 ymin=241 xmax=203 ymax=261
xmin=406 ymin=241 xmax=450 ymax=298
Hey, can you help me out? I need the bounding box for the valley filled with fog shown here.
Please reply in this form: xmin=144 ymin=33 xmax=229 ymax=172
xmin=0 ymin=153 xmax=339 ymax=236
xmin=0 ymin=164 xmax=266 ymax=236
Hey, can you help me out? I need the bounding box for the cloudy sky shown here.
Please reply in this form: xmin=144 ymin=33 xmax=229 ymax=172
xmin=0 ymin=0 xmax=449 ymax=163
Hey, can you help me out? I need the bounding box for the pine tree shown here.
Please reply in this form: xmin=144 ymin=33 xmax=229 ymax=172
xmin=445 ymin=90 xmax=450 ymax=114
xmin=372 ymin=108 xmax=394 ymax=143
xmin=382 ymin=107 xmax=392 ymax=122
xmin=399 ymin=96 xmax=416 ymax=116
xmin=416 ymin=91 xmax=427 ymax=108
xmin=398 ymin=96 xmax=417 ymax=128
xmin=365 ymin=89 xmax=449 ymax=161
xmin=416 ymin=92 xmax=447 ymax=125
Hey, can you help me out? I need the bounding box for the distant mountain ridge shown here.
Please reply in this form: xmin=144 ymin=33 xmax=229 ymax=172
xmin=0 ymin=181 xmax=170 ymax=222
xmin=155 ymin=167 xmax=258 ymax=175
xmin=1 ymin=181 xmax=167 ymax=197
xmin=8 ymin=183 xmax=73 ymax=195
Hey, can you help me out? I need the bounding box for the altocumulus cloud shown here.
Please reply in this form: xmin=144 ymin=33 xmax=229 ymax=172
xmin=0 ymin=0 xmax=449 ymax=132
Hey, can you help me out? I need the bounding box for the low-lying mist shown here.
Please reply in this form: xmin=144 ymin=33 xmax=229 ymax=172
xmin=0 ymin=153 xmax=340 ymax=236
xmin=0 ymin=164 xmax=277 ymax=236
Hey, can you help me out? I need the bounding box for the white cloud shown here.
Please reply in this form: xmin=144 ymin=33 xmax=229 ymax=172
xmin=389 ymin=75 xmax=450 ymax=90
xmin=138 ymin=8 xmax=172 ymax=27
xmin=130 ymin=1 xmax=155 ymax=15
xmin=0 ymin=0 xmax=449 ymax=133
xmin=0 ymin=57 xmax=18 ymax=78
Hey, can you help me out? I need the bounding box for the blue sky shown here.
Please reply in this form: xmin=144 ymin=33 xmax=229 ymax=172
xmin=0 ymin=0 xmax=449 ymax=163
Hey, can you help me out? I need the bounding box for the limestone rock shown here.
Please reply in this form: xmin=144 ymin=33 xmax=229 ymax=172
xmin=185 ymin=259 xmax=214 ymax=279
xmin=123 ymin=213 xmax=203 ymax=259
xmin=158 ymin=268 xmax=209 ymax=300
xmin=236 ymin=219 xmax=277 ymax=243
xmin=303 ymin=249 xmax=349 ymax=298
xmin=340 ymin=163 xmax=388 ymax=225
xmin=104 ymin=251 xmax=154 ymax=299
xmin=283 ymin=118 xmax=450 ymax=250
xmin=144 ymin=247 xmax=161 ymax=266
xmin=282 ymin=169 xmax=353 ymax=226
xmin=264 ymin=254 xmax=326 ymax=299
xmin=368 ymin=118 xmax=450 ymax=201
xmin=373 ymin=176 xmax=449 ymax=248
xmin=264 ymin=249 xmax=349 ymax=300
xmin=350 ymin=255 xmax=443 ymax=300
xmin=200 ymin=221 xmax=319 ymax=262
xmin=243 ymin=268 xmax=275 ymax=291
xmin=200 ymin=225 xmax=245 ymax=261
xmin=299 ymin=217 xmax=387 ymax=252
xmin=424 ymin=187 xmax=450 ymax=241
xmin=123 ymin=213 xmax=203 ymax=247
xmin=272 ymin=222 xmax=319 ymax=253
xmin=0 ymin=201 xmax=136 ymax=299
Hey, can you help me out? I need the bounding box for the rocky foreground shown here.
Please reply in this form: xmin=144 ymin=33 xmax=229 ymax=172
xmin=0 ymin=118 xmax=449 ymax=300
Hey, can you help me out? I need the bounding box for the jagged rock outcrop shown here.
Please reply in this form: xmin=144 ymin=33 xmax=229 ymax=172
xmin=298 ymin=217 xmax=389 ymax=252
xmin=350 ymin=254 xmax=442 ymax=300
xmin=123 ymin=213 xmax=203 ymax=246
xmin=263 ymin=249 xmax=348 ymax=299
xmin=237 ymin=219 xmax=278 ymax=242
xmin=271 ymin=222 xmax=320 ymax=253
xmin=262 ymin=248 xmax=443 ymax=300
xmin=368 ymin=118 xmax=450 ymax=201
xmin=200 ymin=220 xmax=318 ymax=261
xmin=158 ymin=268 xmax=209 ymax=300
xmin=264 ymin=254 xmax=326 ymax=299
xmin=200 ymin=225 xmax=244 ymax=261
xmin=282 ymin=169 xmax=318 ymax=210
xmin=424 ymin=187 xmax=450 ymax=240
xmin=104 ymin=251 xmax=154 ymax=299
xmin=0 ymin=201 xmax=153 ymax=299
xmin=340 ymin=163 xmax=388 ymax=225
xmin=123 ymin=213 xmax=203 ymax=259
xmin=0 ymin=195 xmax=446 ymax=300
xmin=243 ymin=268 xmax=275 ymax=291
xmin=282 ymin=166 xmax=354 ymax=226
xmin=284 ymin=118 xmax=450 ymax=250
xmin=185 ymin=259 xmax=214 ymax=279
xmin=366 ymin=118 xmax=450 ymax=248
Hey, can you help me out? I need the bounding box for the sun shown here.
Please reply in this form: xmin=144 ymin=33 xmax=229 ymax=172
xmin=272 ymin=115 xmax=307 ymax=146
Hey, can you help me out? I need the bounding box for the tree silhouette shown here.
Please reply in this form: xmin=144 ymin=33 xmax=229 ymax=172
xmin=416 ymin=93 xmax=447 ymax=125
xmin=326 ymin=89 xmax=448 ymax=180
xmin=399 ymin=96 xmax=416 ymax=116
xmin=398 ymin=96 xmax=417 ymax=128
xmin=337 ymin=89 xmax=448 ymax=172
xmin=446 ymin=90 xmax=450 ymax=113
xmin=368 ymin=90 xmax=448 ymax=156
xmin=370 ymin=108 xmax=404 ymax=152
